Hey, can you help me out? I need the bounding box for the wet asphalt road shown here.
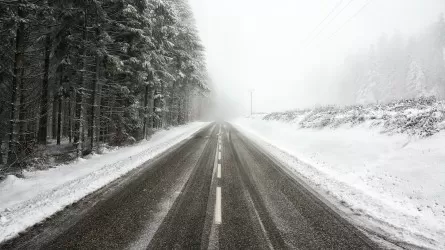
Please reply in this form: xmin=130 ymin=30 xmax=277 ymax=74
xmin=0 ymin=123 xmax=379 ymax=249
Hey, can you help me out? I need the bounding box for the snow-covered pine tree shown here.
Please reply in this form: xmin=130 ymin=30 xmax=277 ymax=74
xmin=406 ymin=58 xmax=427 ymax=98
xmin=0 ymin=0 xmax=209 ymax=173
xmin=37 ymin=0 xmax=55 ymax=145
xmin=167 ymin=0 xmax=209 ymax=124
xmin=0 ymin=3 xmax=17 ymax=166
xmin=4 ymin=0 xmax=30 ymax=170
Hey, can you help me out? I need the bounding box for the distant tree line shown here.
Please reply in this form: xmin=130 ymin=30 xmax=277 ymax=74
xmin=0 ymin=0 xmax=209 ymax=174
xmin=337 ymin=15 xmax=445 ymax=104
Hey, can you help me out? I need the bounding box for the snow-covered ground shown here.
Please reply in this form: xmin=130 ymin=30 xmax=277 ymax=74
xmin=233 ymin=116 xmax=445 ymax=249
xmin=0 ymin=122 xmax=209 ymax=244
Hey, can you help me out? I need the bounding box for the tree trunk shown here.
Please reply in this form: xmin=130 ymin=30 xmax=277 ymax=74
xmin=177 ymin=95 xmax=182 ymax=125
xmin=143 ymin=72 xmax=154 ymax=136
xmin=52 ymin=94 xmax=57 ymax=140
xmin=74 ymin=71 xmax=85 ymax=157
xmin=37 ymin=34 xmax=51 ymax=145
xmin=7 ymin=5 xmax=25 ymax=167
xmin=0 ymin=105 xmax=4 ymax=165
xmin=74 ymin=9 xmax=88 ymax=157
xmin=57 ymin=65 xmax=64 ymax=145
xmin=153 ymin=85 xmax=160 ymax=129
xmin=89 ymin=54 xmax=99 ymax=151
xmin=96 ymin=79 xmax=101 ymax=145
xmin=142 ymin=84 xmax=149 ymax=138
xmin=149 ymin=85 xmax=155 ymax=129
xmin=108 ymin=95 xmax=115 ymax=142
xmin=57 ymin=97 xmax=62 ymax=145
xmin=160 ymin=83 xmax=165 ymax=128
xmin=185 ymin=88 xmax=191 ymax=123
xmin=0 ymin=132 xmax=3 ymax=165
xmin=98 ymin=85 xmax=106 ymax=143
xmin=18 ymin=65 xmax=26 ymax=150
xmin=68 ymin=92 xmax=72 ymax=143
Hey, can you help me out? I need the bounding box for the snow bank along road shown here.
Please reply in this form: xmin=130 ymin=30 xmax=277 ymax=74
xmin=1 ymin=123 xmax=378 ymax=249
xmin=234 ymin=116 xmax=445 ymax=249
xmin=0 ymin=122 xmax=209 ymax=244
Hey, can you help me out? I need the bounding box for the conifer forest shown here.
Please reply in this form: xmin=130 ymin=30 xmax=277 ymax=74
xmin=0 ymin=0 xmax=209 ymax=174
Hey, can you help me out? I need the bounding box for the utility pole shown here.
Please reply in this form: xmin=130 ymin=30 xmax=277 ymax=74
xmin=249 ymin=89 xmax=254 ymax=116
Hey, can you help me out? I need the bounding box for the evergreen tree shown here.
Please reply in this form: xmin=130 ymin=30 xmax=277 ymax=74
xmin=0 ymin=0 xmax=210 ymax=174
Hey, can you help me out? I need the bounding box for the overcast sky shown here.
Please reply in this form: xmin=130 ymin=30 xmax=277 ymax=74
xmin=188 ymin=0 xmax=445 ymax=115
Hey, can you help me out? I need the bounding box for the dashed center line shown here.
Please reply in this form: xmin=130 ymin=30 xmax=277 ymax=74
xmin=214 ymin=126 xmax=223 ymax=225
xmin=215 ymin=187 xmax=222 ymax=224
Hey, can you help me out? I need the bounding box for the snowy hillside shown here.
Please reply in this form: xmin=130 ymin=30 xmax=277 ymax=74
xmin=233 ymin=99 xmax=445 ymax=249
xmin=264 ymin=97 xmax=445 ymax=137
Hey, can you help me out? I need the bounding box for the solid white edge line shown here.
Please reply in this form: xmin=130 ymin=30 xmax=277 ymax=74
xmin=215 ymin=187 xmax=222 ymax=224
xmin=217 ymin=163 xmax=221 ymax=178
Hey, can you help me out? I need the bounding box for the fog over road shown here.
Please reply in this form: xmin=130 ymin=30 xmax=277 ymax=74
xmin=1 ymin=123 xmax=377 ymax=249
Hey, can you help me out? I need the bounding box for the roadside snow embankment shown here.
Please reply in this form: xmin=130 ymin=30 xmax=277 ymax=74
xmin=0 ymin=122 xmax=209 ymax=244
xmin=233 ymin=101 xmax=445 ymax=249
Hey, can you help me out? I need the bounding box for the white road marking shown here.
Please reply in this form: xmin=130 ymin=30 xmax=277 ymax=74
xmin=217 ymin=163 xmax=221 ymax=178
xmin=218 ymin=151 xmax=221 ymax=160
xmin=215 ymin=187 xmax=222 ymax=224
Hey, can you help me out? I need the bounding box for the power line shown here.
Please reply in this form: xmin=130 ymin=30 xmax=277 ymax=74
xmin=304 ymin=0 xmax=355 ymax=48
xmin=302 ymin=0 xmax=344 ymax=44
xmin=323 ymin=0 xmax=373 ymax=42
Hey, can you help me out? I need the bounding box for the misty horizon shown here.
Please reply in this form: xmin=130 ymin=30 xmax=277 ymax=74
xmin=189 ymin=0 xmax=445 ymax=115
